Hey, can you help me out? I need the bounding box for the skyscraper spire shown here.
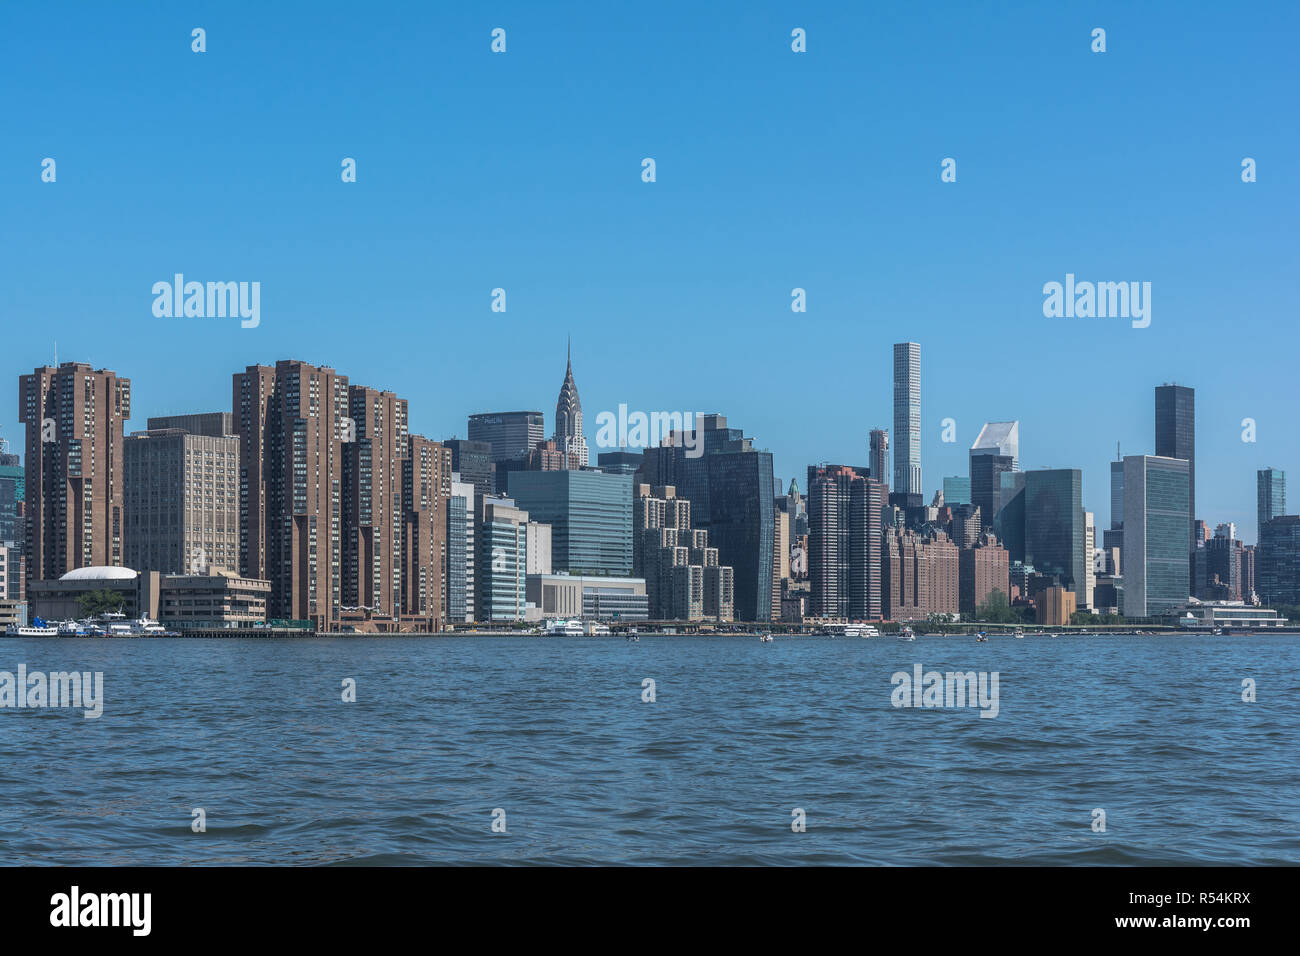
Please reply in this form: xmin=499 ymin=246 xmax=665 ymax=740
xmin=554 ymin=341 xmax=588 ymax=468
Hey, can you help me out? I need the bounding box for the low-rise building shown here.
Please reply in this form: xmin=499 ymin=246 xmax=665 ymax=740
xmin=526 ymin=573 xmax=648 ymax=622
xmin=158 ymin=568 xmax=270 ymax=630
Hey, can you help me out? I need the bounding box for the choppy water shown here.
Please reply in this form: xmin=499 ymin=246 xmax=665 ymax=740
xmin=0 ymin=633 xmax=1296 ymax=865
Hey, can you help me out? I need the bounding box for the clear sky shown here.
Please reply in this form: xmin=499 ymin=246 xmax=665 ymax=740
xmin=2 ymin=1 xmax=1296 ymax=541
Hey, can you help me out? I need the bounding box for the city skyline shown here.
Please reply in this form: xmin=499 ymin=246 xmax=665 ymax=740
xmin=1 ymin=347 xmax=1287 ymax=546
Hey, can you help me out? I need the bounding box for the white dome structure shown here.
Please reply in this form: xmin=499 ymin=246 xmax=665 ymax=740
xmin=59 ymin=566 xmax=139 ymax=581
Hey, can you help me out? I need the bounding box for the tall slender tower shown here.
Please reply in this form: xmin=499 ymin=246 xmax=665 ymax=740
xmin=553 ymin=340 xmax=588 ymax=468
xmin=892 ymin=342 xmax=922 ymax=505
xmin=1154 ymin=384 xmax=1195 ymax=549
xmin=19 ymin=362 xmax=131 ymax=579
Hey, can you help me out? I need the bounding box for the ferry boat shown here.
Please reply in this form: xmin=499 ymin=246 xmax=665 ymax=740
xmin=4 ymin=616 xmax=58 ymax=636
xmin=843 ymin=623 xmax=880 ymax=638
xmin=545 ymin=618 xmax=585 ymax=636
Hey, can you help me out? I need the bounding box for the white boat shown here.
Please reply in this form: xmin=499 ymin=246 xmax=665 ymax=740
xmin=759 ymin=632 xmax=774 ymax=642
xmin=5 ymin=623 xmax=59 ymax=636
xmin=898 ymin=626 xmax=915 ymax=642
xmin=1013 ymin=627 xmax=1024 ymax=639
xmin=843 ymin=624 xmax=880 ymax=638
xmin=545 ymin=618 xmax=585 ymax=636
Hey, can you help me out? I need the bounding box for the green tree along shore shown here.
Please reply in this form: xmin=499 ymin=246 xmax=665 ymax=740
xmin=76 ymin=589 xmax=126 ymax=618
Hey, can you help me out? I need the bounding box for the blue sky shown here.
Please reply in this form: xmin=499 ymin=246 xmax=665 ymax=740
xmin=2 ymin=1 xmax=1296 ymax=540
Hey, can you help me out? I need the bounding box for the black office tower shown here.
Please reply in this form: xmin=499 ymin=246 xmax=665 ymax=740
xmin=1155 ymin=384 xmax=1195 ymax=550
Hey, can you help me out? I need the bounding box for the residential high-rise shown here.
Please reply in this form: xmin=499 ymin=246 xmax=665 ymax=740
xmin=123 ymin=425 xmax=240 ymax=575
xmin=868 ymin=428 xmax=889 ymax=489
xmin=467 ymin=411 xmax=544 ymax=465
xmin=807 ymin=464 xmax=885 ymax=620
xmin=642 ymin=414 xmax=774 ymax=621
xmin=883 ymin=527 xmax=959 ymax=620
xmin=553 ymin=342 xmax=588 ymax=468
xmin=524 ymin=439 xmax=577 ymax=471
xmin=19 ymin=362 xmax=132 ymax=580
xmin=508 ymin=469 xmax=633 ymax=576
xmin=1024 ymin=469 xmax=1086 ymax=598
xmin=233 ymin=360 xmax=348 ymax=627
xmin=341 ymin=386 xmax=409 ymax=621
xmin=959 ymin=532 xmax=1010 ymax=614
xmin=1121 ymin=455 xmax=1191 ymax=617
xmin=633 ymin=483 xmax=733 ymax=621
xmin=1154 ymin=384 xmax=1195 ymax=549
xmin=891 ymin=343 xmax=922 ymax=505
xmin=400 ymin=434 xmax=450 ymax=630
xmin=1257 ymin=468 xmax=1286 ymax=541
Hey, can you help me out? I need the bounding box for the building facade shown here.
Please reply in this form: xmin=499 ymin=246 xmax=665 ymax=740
xmin=123 ymin=426 xmax=240 ymax=575
xmin=1257 ymin=468 xmax=1286 ymax=541
xmin=508 ymin=470 xmax=632 ymax=576
xmin=1122 ymin=455 xmax=1191 ymax=617
xmin=807 ymin=464 xmax=885 ymax=620
xmin=19 ymin=363 xmax=132 ymax=581
xmin=1154 ymin=384 xmax=1195 ymax=550
xmin=233 ymin=361 xmax=349 ymax=627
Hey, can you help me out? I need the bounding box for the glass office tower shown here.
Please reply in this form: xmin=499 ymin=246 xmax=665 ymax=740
xmin=508 ymin=470 xmax=633 ymax=576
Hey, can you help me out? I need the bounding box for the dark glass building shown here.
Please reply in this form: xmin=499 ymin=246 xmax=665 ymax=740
xmin=1258 ymin=515 xmax=1300 ymax=606
xmin=1257 ymin=468 xmax=1286 ymax=542
xmin=706 ymin=449 xmax=774 ymax=622
xmin=993 ymin=471 xmax=1026 ymax=564
xmin=1024 ymin=469 xmax=1086 ymax=597
xmin=1154 ymin=384 xmax=1195 ymax=549
xmin=597 ymin=450 xmax=643 ymax=476
xmin=970 ymin=453 xmax=1014 ymax=535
